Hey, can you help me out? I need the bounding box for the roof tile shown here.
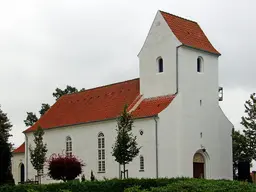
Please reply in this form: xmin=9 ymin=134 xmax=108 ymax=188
xmin=160 ymin=11 xmax=220 ymax=55
xmin=23 ymin=79 xmax=175 ymax=133
xmin=132 ymin=95 xmax=175 ymax=118
xmin=24 ymin=79 xmax=140 ymax=132
xmin=13 ymin=142 xmax=25 ymax=153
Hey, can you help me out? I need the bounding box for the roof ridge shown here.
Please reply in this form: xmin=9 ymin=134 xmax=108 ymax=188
xmin=63 ymin=77 xmax=139 ymax=98
xmin=159 ymin=10 xmax=220 ymax=55
xmin=159 ymin=10 xmax=197 ymax=24
xmin=143 ymin=94 xmax=174 ymax=100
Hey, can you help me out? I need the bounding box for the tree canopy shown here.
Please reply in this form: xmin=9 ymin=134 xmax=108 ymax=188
xmin=24 ymin=112 xmax=38 ymax=127
xmin=232 ymin=128 xmax=253 ymax=179
xmin=24 ymin=85 xmax=84 ymax=127
xmin=39 ymin=103 xmax=51 ymax=116
xmin=0 ymin=105 xmax=14 ymax=185
xmin=29 ymin=126 xmax=48 ymax=179
xmin=47 ymin=153 xmax=84 ymax=182
xmin=241 ymin=93 xmax=256 ymax=160
xmin=52 ymin=85 xmax=84 ymax=100
xmin=112 ymin=104 xmax=140 ymax=178
xmin=0 ymin=106 xmax=12 ymax=143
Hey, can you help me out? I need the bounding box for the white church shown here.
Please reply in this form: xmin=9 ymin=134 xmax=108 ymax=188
xmin=12 ymin=10 xmax=233 ymax=184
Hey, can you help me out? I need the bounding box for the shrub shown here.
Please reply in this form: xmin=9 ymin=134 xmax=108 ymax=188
xmin=47 ymin=153 xmax=85 ymax=182
xmin=0 ymin=178 xmax=186 ymax=192
xmin=1 ymin=178 xmax=256 ymax=192
xmin=90 ymin=171 xmax=95 ymax=181
xmin=125 ymin=179 xmax=256 ymax=192
xmin=81 ymin=174 xmax=85 ymax=182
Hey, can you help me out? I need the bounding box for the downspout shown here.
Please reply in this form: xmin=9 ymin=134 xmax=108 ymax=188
xmin=175 ymin=44 xmax=182 ymax=176
xmin=25 ymin=134 xmax=28 ymax=181
xmin=154 ymin=116 xmax=159 ymax=178
xmin=175 ymin=44 xmax=183 ymax=94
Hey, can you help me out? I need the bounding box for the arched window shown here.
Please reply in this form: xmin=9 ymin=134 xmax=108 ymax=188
xmin=157 ymin=57 xmax=163 ymax=73
xmin=197 ymin=57 xmax=203 ymax=73
xmin=139 ymin=155 xmax=144 ymax=171
xmin=66 ymin=136 xmax=72 ymax=157
xmin=98 ymin=132 xmax=105 ymax=172
xmin=19 ymin=163 xmax=25 ymax=183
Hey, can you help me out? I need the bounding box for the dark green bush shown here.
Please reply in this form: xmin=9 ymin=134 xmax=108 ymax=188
xmin=0 ymin=178 xmax=255 ymax=192
xmin=125 ymin=179 xmax=256 ymax=192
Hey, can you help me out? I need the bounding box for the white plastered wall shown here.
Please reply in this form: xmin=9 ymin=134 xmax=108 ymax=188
xmin=138 ymin=11 xmax=181 ymax=98
xmin=25 ymin=118 xmax=156 ymax=184
xmin=12 ymin=153 xmax=25 ymax=184
xmin=175 ymin=47 xmax=233 ymax=179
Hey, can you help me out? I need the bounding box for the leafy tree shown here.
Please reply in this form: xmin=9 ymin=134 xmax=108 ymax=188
xmin=232 ymin=128 xmax=253 ymax=179
xmin=39 ymin=103 xmax=51 ymax=116
xmin=0 ymin=105 xmax=14 ymax=185
xmin=24 ymin=85 xmax=84 ymax=127
xmin=24 ymin=112 xmax=38 ymax=127
xmin=47 ymin=153 xmax=84 ymax=182
xmin=29 ymin=126 xmax=48 ymax=181
xmin=112 ymin=104 xmax=140 ymax=179
xmin=241 ymin=93 xmax=256 ymax=159
xmin=52 ymin=85 xmax=84 ymax=100
xmin=0 ymin=141 xmax=14 ymax=185
xmin=0 ymin=106 xmax=12 ymax=143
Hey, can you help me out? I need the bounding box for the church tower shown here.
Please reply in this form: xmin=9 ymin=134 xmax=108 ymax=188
xmin=138 ymin=10 xmax=221 ymax=104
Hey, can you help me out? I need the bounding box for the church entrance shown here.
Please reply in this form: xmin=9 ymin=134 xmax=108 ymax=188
xmin=20 ymin=163 xmax=25 ymax=183
xmin=193 ymin=153 xmax=205 ymax=178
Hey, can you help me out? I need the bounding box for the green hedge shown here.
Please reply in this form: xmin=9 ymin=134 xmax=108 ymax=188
xmin=125 ymin=179 xmax=256 ymax=192
xmin=0 ymin=178 xmax=256 ymax=192
xmin=0 ymin=178 xmax=186 ymax=192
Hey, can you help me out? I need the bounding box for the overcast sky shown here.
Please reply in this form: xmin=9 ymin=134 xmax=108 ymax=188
xmin=0 ymin=0 xmax=255 ymax=166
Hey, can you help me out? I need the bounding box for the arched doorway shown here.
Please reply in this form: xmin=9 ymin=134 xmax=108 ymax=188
xmin=193 ymin=153 xmax=205 ymax=178
xmin=20 ymin=163 xmax=25 ymax=183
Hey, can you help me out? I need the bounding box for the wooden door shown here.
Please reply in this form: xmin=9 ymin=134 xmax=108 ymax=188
xmin=193 ymin=162 xmax=204 ymax=178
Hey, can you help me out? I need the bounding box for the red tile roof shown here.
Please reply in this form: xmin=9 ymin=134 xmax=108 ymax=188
xmin=24 ymin=78 xmax=175 ymax=133
xmin=127 ymin=94 xmax=143 ymax=111
xmin=160 ymin=11 xmax=220 ymax=55
xmin=132 ymin=95 xmax=175 ymax=118
xmin=24 ymin=78 xmax=140 ymax=133
xmin=13 ymin=142 xmax=25 ymax=153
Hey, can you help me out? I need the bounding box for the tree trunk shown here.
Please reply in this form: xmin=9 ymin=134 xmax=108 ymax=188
xmin=123 ymin=164 xmax=126 ymax=179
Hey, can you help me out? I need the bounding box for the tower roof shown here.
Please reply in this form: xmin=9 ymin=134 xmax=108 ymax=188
xmin=160 ymin=10 xmax=220 ymax=55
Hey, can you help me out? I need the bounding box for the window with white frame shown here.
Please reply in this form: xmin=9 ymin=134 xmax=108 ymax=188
xmin=66 ymin=136 xmax=72 ymax=157
xmin=98 ymin=132 xmax=105 ymax=172
xmin=140 ymin=155 xmax=144 ymax=171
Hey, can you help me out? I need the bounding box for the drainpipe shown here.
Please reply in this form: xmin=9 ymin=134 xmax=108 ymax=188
xmin=175 ymin=44 xmax=182 ymax=176
xmin=175 ymin=44 xmax=183 ymax=94
xmin=25 ymin=134 xmax=28 ymax=181
xmin=154 ymin=116 xmax=159 ymax=178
